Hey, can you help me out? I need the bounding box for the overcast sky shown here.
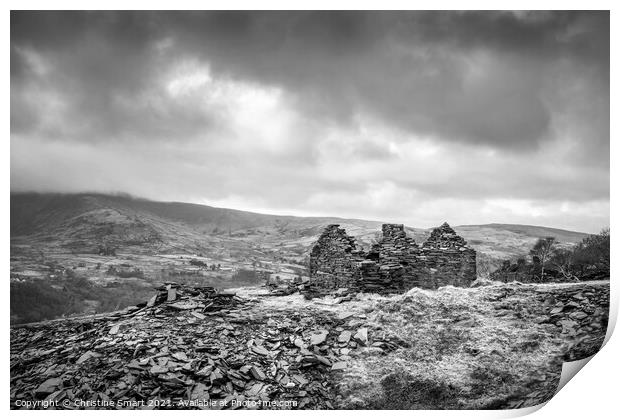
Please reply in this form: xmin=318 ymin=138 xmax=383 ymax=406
xmin=10 ymin=11 xmax=609 ymax=232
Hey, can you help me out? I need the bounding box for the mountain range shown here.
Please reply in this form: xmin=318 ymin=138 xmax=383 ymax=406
xmin=11 ymin=192 xmax=589 ymax=261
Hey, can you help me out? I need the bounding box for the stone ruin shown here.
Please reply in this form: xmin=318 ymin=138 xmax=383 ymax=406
xmin=306 ymin=222 xmax=476 ymax=296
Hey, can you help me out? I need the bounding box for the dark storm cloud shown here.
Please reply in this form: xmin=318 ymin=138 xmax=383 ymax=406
xmin=11 ymin=12 xmax=218 ymax=142
xmin=161 ymin=10 xmax=608 ymax=149
xmin=11 ymin=11 xmax=609 ymax=149
xmin=10 ymin=11 xmax=610 ymax=232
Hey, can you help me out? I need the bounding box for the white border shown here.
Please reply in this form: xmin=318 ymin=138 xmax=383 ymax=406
xmin=4 ymin=2 xmax=617 ymax=419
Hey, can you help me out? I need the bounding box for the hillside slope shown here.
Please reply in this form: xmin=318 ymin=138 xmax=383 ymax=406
xmin=457 ymin=223 xmax=588 ymax=245
xmin=9 ymin=193 xmax=595 ymax=324
xmin=454 ymin=224 xmax=589 ymax=265
xmin=10 ymin=193 xmax=383 ymax=252
xmin=11 ymin=192 xmax=590 ymax=259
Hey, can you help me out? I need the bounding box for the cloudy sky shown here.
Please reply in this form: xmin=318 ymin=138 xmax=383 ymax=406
xmin=10 ymin=11 xmax=609 ymax=232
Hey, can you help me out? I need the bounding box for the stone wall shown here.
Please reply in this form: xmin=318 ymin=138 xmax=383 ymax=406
xmin=307 ymin=224 xmax=364 ymax=294
xmin=417 ymin=222 xmax=477 ymax=289
xmin=363 ymin=224 xmax=420 ymax=293
xmin=306 ymin=222 xmax=476 ymax=296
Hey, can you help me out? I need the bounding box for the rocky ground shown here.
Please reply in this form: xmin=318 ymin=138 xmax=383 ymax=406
xmin=10 ymin=280 xmax=610 ymax=410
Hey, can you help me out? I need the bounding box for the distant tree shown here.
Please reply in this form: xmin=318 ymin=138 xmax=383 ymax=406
xmin=573 ymin=228 xmax=610 ymax=276
xmin=98 ymin=244 xmax=116 ymax=256
xmin=530 ymin=237 xmax=556 ymax=282
xmin=231 ymin=269 xmax=259 ymax=285
xmin=475 ymin=254 xmax=493 ymax=278
xmin=550 ymin=248 xmax=578 ymax=281
xmin=189 ymin=259 xmax=207 ymax=267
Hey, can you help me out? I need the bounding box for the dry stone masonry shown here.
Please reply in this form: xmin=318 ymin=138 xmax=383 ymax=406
xmin=307 ymin=222 xmax=476 ymax=296
xmin=308 ymin=225 xmax=364 ymax=291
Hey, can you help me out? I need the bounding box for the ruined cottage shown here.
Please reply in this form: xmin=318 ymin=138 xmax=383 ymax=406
xmin=306 ymin=222 xmax=476 ymax=296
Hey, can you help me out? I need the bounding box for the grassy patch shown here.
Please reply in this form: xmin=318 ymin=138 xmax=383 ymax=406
xmin=334 ymin=284 xmax=592 ymax=409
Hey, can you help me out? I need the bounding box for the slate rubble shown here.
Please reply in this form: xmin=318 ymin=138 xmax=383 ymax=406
xmin=10 ymin=279 xmax=610 ymax=410
xmin=10 ymin=284 xmax=400 ymax=410
xmin=483 ymin=281 xmax=609 ymax=362
xmin=487 ymin=281 xmax=610 ymax=409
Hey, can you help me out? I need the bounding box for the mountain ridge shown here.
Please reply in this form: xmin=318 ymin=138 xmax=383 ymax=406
xmin=10 ymin=192 xmax=591 ymax=266
xmin=11 ymin=191 xmax=591 ymax=237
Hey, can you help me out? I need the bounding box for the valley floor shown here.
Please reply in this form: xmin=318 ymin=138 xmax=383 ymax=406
xmin=10 ymin=280 xmax=610 ymax=410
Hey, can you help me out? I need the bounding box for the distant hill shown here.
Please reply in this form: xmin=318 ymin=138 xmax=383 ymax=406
xmin=456 ymin=223 xmax=589 ymax=244
xmin=10 ymin=192 xmax=383 ymax=254
xmin=11 ymin=192 xmax=591 ymax=262
xmin=453 ymin=223 xmax=589 ymax=272
xmin=11 ymin=192 xmax=385 ymax=233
